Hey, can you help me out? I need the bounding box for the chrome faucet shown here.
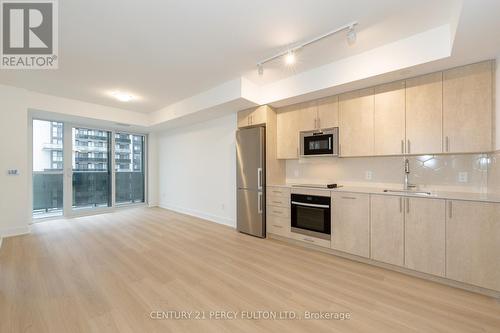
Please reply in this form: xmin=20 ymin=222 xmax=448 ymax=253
xmin=404 ymin=158 xmax=417 ymax=190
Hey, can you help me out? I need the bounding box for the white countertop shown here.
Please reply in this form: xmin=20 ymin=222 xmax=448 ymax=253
xmin=267 ymin=184 xmax=500 ymax=203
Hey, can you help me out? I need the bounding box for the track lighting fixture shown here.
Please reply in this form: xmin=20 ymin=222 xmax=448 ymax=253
xmin=346 ymin=24 xmax=357 ymax=45
xmin=256 ymin=21 xmax=358 ymax=76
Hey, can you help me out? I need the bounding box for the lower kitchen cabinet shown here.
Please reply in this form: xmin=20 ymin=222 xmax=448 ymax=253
xmin=404 ymin=197 xmax=446 ymax=277
xmin=446 ymin=200 xmax=500 ymax=291
xmin=267 ymin=215 xmax=290 ymax=238
xmin=331 ymin=193 xmax=370 ymax=258
xmin=370 ymin=195 xmax=404 ymax=266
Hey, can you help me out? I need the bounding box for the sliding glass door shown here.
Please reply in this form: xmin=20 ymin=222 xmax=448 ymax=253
xmin=115 ymin=133 xmax=145 ymax=204
xmin=32 ymin=120 xmax=147 ymax=218
xmin=72 ymin=127 xmax=112 ymax=209
xmin=32 ymin=120 xmax=64 ymax=218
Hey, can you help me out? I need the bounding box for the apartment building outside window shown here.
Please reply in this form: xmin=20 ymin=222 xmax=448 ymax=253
xmin=33 ymin=120 xmax=146 ymax=218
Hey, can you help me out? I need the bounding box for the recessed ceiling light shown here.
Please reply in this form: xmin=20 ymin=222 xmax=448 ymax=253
xmin=110 ymin=91 xmax=134 ymax=102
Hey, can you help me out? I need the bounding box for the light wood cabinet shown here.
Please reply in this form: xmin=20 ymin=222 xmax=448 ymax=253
xmin=446 ymin=200 xmax=500 ymax=291
xmin=443 ymin=61 xmax=493 ymax=153
xmin=370 ymin=195 xmax=404 ymax=266
xmin=297 ymin=101 xmax=318 ymax=132
xmin=374 ymin=81 xmax=406 ymax=155
xmin=405 ymin=72 xmax=443 ymax=155
xmin=237 ymin=106 xmax=267 ymax=128
xmin=404 ymin=197 xmax=446 ymax=277
xmin=331 ymin=193 xmax=370 ymax=257
xmin=267 ymin=215 xmax=291 ymax=238
xmin=339 ymin=88 xmax=375 ymax=157
xmin=317 ymin=95 xmax=339 ymax=129
xmin=277 ymin=104 xmax=300 ymax=159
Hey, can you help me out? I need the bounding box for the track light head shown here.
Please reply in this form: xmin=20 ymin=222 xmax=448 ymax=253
xmin=284 ymin=50 xmax=296 ymax=66
xmin=346 ymin=25 xmax=357 ymax=45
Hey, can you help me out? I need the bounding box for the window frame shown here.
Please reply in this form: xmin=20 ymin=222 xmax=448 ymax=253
xmin=29 ymin=115 xmax=149 ymax=222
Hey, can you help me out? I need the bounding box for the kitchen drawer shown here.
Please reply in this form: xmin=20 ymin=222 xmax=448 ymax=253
xmin=267 ymin=206 xmax=290 ymax=218
xmin=267 ymin=187 xmax=291 ymax=198
xmin=267 ymin=195 xmax=290 ymax=208
xmin=290 ymin=232 xmax=331 ymax=248
xmin=267 ymin=216 xmax=290 ymax=237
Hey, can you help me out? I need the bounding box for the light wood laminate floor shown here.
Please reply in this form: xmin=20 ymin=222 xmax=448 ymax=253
xmin=1 ymin=207 xmax=499 ymax=332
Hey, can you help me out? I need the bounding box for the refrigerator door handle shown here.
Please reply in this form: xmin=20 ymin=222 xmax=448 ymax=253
xmin=258 ymin=192 xmax=263 ymax=214
xmin=257 ymin=168 xmax=263 ymax=190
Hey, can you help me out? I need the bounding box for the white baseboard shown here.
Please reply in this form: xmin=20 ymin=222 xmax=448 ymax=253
xmin=159 ymin=203 xmax=235 ymax=228
xmin=0 ymin=225 xmax=31 ymax=239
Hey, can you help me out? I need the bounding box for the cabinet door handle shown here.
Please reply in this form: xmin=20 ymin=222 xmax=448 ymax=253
xmin=406 ymin=198 xmax=410 ymax=214
xmin=317 ymin=118 xmax=321 ymax=129
xmin=272 ymin=224 xmax=283 ymax=228
xmin=401 ymin=140 xmax=405 ymax=154
xmin=399 ymin=197 xmax=403 ymax=213
xmin=272 ymin=190 xmax=282 ymax=194
xmin=303 ymin=237 xmax=315 ymax=243
xmin=407 ymin=140 xmax=411 ymax=154
xmin=445 ymin=136 xmax=450 ymax=152
xmin=341 ymin=196 xmax=357 ymax=200
xmin=272 ymin=210 xmax=282 ymax=215
xmin=448 ymin=201 xmax=453 ymax=219
xmin=272 ymin=200 xmax=282 ymax=204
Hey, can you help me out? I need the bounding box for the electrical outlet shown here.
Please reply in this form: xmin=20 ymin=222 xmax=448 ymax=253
xmin=365 ymin=171 xmax=373 ymax=181
xmin=458 ymin=172 xmax=468 ymax=183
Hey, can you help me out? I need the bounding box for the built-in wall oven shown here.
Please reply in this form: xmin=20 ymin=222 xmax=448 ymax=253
xmin=300 ymin=127 xmax=339 ymax=157
xmin=291 ymin=193 xmax=331 ymax=240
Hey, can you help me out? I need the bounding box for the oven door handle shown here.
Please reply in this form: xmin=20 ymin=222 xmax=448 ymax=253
xmin=291 ymin=201 xmax=330 ymax=209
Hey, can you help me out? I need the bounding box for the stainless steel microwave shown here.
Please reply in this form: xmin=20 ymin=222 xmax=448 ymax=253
xmin=300 ymin=127 xmax=339 ymax=157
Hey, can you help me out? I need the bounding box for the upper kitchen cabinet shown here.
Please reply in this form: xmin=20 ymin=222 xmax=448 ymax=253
xmin=339 ymin=88 xmax=375 ymax=157
xmin=405 ymin=72 xmax=443 ymax=155
xmin=374 ymin=81 xmax=406 ymax=156
xmin=443 ymin=61 xmax=493 ymax=153
xmin=277 ymin=103 xmax=301 ymax=159
xmin=316 ymin=95 xmax=339 ymax=129
xmin=237 ymin=105 xmax=268 ymax=128
xmin=446 ymin=200 xmax=500 ymax=291
xmin=297 ymin=101 xmax=318 ymax=132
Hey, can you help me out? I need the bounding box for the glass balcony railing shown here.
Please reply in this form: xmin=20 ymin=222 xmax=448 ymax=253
xmin=72 ymin=171 xmax=111 ymax=209
xmin=33 ymin=172 xmax=63 ymax=218
xmin=116 ymin=171 xmax=145 ymax=204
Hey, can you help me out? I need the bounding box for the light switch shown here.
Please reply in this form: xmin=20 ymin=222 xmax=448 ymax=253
xmin=458 ymin=172 xmax=468 ymax=183
xmin=365 ymin=171 xmax=373 ymax=180
xmin=7 ymin=169 xmax=19 ymax=176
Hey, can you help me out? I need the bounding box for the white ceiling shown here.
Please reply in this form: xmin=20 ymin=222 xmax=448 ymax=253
xmin=0 ymin=0 xmax=462 ymax=113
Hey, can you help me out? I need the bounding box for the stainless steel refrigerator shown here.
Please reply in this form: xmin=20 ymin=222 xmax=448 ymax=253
xmin=236 ymin=126 xmax=265 ymax=238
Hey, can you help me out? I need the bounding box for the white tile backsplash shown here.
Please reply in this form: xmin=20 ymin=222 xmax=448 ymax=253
xmin=286 ymin=153 xmax=496 ymax=193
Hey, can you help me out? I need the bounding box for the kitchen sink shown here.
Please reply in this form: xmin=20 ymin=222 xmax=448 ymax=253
xmin=383 ymin=189 xmax=432 ymax=196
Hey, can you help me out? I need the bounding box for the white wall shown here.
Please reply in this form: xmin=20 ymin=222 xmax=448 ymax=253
xmin=0 ymin=86 xmax=30 ymax=237
xmin=158 ymin=113 xmax=237 ymax=227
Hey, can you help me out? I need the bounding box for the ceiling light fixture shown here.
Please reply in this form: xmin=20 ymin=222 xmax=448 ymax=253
xmin=256 ymin=21 xmax=358 ymax=76
xmin=284 ymin=50 xmax=296 ymax=66
xmin=346 ymin=24 xmax=357 ymax=45
xmin=110 ymin=91 xmax=134 ymax=102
